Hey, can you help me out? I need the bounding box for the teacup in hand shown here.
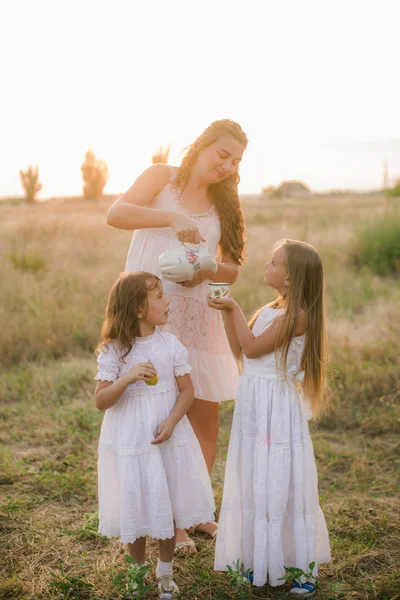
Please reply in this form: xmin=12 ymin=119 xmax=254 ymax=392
xmin=208 ymin=282 xmax=230 ymax=300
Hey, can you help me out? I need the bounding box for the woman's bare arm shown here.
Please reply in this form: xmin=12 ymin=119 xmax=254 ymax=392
xmin=210 ymin=253 xmax=239 ymax=284
xmin=222 ymin=311 xmax=242 ymax=359
xmin=181 ymin=252 xmax=239 ymax=288
xmin=106 ymin=163 xmax=202 ymax=242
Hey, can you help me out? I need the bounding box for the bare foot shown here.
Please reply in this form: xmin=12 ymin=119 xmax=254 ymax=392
xmin=194 ymin=521 xmax=218 ymax=537
xmin=174 ymin=528 xmax=197 ymax=555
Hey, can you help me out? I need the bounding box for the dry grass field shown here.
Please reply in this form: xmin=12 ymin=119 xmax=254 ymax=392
xmin=0 ymin=193 xmax=399 ymax=599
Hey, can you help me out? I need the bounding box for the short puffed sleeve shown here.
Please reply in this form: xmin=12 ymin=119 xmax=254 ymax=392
xmin=94 ymin=343 xmax=121 ymax=382
xmin=172 ymin=336 xmax=192 ymax=378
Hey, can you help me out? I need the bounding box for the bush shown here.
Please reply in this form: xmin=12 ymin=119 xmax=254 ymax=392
xmin=387 ymin=183 xmax=400 ymax=197
xmin=152 ymin=144 xmax=170 ymax=164
xmin=81 ymin=150 xmax=108 ymax=200
xmin=9 ymin=248 xmax=47 ymax=272
xmin=352 ymin=211 xmax=400 ymax=276
xmin=19 ymin=165 xmax=42 ymax=203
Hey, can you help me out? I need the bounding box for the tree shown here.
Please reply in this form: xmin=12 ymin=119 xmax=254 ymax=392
xmin=152 ymin=144 xmax=170 ymax=164
xmin=81 ymin=150 xmax=108 ymax=200
xmin=19 ymin=165 xmax=42 ymax=203
xmin=387 ymin=177 xmax=400 ymax=198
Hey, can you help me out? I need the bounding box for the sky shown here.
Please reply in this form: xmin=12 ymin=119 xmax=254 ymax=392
xmin=1 ymin=0 xmax=399 ymax=198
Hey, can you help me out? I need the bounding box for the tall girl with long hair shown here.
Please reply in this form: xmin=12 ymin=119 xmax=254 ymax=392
xmin=209 ymin=239 xmax=331 ymax=596
xmin=106 ymin=119 xmax=248 ymax=552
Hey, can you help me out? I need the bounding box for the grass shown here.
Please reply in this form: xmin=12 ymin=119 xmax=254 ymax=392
xmin=0 ymin=193 xmax=399 ymax=599
xmin=352 ymin=210 xmax=400 ymax=276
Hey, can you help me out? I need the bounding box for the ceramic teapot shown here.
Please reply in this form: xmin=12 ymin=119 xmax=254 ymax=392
xmin=159 ymin=243 xmax=218 ymax=282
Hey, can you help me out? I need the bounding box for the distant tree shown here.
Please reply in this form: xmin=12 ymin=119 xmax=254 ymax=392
xmin=152 ymin=145 xmax=170 ymax=164
xmin=19 ymin=165 xmax=42 ymax=203
xmin=262 ymin=185 xmax=277 ymax=198
xmin=81 ymin=150 xmax=108 ymax=200
xmin=387 ymin=177 xmax=400 ymax=198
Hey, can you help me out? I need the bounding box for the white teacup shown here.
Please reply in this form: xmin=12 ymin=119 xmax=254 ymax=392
xmin=208 ymin=282 xmax=230 ymax=300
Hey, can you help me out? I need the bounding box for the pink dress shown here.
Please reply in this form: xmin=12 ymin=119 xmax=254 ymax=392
xmin=125 ymin=167 xmax=239 ymax=402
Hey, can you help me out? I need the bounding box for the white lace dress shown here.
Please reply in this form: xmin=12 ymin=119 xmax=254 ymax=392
xmin=214 ymin=307 xmax=331 ymax=587
xmin=95 ymin=330 xmax=215 ymax=544
xmin=125 ymin=166 xmax=239 ymax=402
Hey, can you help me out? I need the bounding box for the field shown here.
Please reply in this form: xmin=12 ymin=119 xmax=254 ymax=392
xmin=0 ymin=193 xmax=399 ymax=599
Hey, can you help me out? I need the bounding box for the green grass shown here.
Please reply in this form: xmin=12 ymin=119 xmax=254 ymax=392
xmin=9 ymin=248 xmax=48 ymax=272
xmin=0 ymin=194 xmax=399 ymax=599
xmin=352 ymin=210 xmax=400 ymax=276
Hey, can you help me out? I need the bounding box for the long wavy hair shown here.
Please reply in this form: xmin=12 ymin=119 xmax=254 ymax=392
xmin=175 ymin=119 xmax=248 ymax=264
xmin=250 ymin=239 xmax=328 ymax=417
xmin=96 ymin=272 xmax=161 ymax=360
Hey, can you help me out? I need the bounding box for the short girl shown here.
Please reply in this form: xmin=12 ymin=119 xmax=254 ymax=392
xmin=94 ymin=272 xmax=215 ymax=598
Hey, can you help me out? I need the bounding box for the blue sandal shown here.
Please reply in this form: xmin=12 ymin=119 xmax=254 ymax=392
xmin=241 ymin=571 xmax=254 ymax=584
xmin=290 ymin=580 xmax=315 ymax=597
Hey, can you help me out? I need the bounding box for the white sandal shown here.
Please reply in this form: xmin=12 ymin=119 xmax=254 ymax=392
xmin=194 ymin=524 xmax=218 ymax=538
xmin=174 ymin=539 xmax=197 ymax=554
xmin=157 ymin=575 xmax=179 ymax=599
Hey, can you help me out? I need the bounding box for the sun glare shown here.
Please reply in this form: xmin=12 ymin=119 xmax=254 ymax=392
xmin=0 ymin=1 xmax=399 ymax=198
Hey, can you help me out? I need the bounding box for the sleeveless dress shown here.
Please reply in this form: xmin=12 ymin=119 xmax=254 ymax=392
xmin=125 ymin=167 xmax=239 ymax=402
xmin=96 ymin=330 xmax=215 ymax=543
xmin=214 ymin=307 xmax=331 ymax=587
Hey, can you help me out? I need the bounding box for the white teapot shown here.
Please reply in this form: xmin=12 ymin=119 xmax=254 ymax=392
xmin=159 ymin=243 xmax=218 ymax=282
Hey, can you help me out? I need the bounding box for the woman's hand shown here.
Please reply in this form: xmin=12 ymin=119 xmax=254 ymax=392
xmin=179 ymin=270 xmax=211 ymax=288
xmin=151 ymin=417 xmax=175 ymax=445
xmin=207 ymin=296 xmax=237 ymax=312
xmin=170 ymin=212 xmax=204 ymax=244
xmin=126 ymin=362 xmax=157 ymax=384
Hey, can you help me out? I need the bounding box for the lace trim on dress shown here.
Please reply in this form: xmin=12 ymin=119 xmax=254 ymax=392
xmin=94 ymin=369 xmax=118 ymax=382
xmin=98 ymin=435 xmax=197 ymax=456
xmin=169 ymin=166 xmax=177 ymax=182
xmin=174 ymin=363 xmax=192 ymax=377
xmin=231 ymin=430 xmax=311 ymax=447
xmin=220 ymin=507 xmax=318 ymax=521
xmin=99 ymin=525 xmax=174 ymax=543
xmin=172 ymin=182 xmax=217 ymax=220
xmin=123 ymin=382 xmax=177 ymax=397
xmin=174 ymin=511 xmax=216 ymax=531
xmin=101 ymin=510 xmax=215 ymax=544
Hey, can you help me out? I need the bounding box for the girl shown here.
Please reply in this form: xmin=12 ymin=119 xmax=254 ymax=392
xmin=94 ymin=272 xmax=215 ymax=599
xmin=106 ymin=119 xmax=248 ymax=554
xmin=208 ymin=239 xmax=331 ymax=597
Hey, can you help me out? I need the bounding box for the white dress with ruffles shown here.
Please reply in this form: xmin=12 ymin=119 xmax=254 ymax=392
xmin=125 ymin=166 xmax=239 ymax=402
xmin=214 ymin=307 xmax=331 ymax=587
xmin=95 ymin=330 xmax=215 ymax=543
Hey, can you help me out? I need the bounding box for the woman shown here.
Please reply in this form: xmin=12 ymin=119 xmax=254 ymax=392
xmin=106 ymin=119 xmax=248 ymax=553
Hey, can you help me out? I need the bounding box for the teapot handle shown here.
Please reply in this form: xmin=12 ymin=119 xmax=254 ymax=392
xmin=180 ymin=240 xmax=208 ymax=249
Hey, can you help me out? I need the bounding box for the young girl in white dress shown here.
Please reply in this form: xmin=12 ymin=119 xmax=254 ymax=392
xmin=94 ymin=272 xmax=215 ymax=599
xmin=208 ymin=239 xmax=331 ymax=597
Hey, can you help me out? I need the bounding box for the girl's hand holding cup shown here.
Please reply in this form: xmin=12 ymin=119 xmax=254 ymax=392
xmin=207 ymin=295 xmax=236 ymax=312
xmin=126 ymin=362 xmax=157 ymax=384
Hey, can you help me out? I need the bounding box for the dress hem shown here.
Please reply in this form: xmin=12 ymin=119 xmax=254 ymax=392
xmin=99 ymin=511 xmax=216 ymax=544
xmin=214 ymin=556 xmax=331 ymax=588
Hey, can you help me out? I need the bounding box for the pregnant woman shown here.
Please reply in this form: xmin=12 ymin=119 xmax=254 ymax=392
xmin=106 ymin=119 xmax=248 ymax=553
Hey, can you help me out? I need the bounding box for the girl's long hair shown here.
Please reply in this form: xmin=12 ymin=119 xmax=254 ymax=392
xmin=96 ymin=272 xmax=161 ymax=360
xmin=175 ymin=119 xmax=248 ymax=264
xmin=250 ymin=239 xmax=328 ymax=417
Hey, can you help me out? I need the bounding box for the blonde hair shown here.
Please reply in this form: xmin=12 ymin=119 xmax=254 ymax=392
xmin=96 ymin=272 xmax=161 ymax=360
xmin=251 ymin=239 xmax=328 ymax=417
xmin=175 ymin=119 xmax=248 ymax=264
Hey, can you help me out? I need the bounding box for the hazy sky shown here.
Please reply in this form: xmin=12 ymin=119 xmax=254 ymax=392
xmin=1 ymin=0 xmax=399 ymax=197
